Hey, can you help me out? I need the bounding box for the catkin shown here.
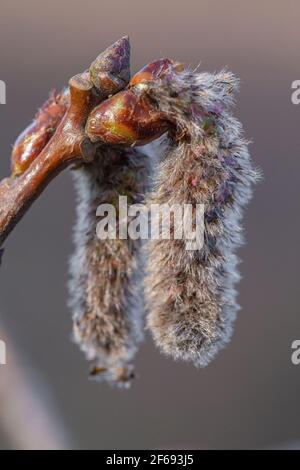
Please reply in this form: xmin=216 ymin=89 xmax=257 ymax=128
xmin=68 ymin=146 xmax=150 ymax=386
xmin=144 ymin=69 xmax=259 ymax=367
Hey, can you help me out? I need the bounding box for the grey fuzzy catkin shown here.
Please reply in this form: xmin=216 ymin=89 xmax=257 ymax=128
xmin=68 ymin=146 xmax=150 ymax=386
xmin=144 ymin=68 xmax=260 ymax=367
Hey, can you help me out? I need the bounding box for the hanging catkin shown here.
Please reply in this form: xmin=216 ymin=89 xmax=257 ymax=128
xmin=144 ymin=68 xmax=259 ymax=367
xmin=68 ymin=146 xmax=150 ymax=386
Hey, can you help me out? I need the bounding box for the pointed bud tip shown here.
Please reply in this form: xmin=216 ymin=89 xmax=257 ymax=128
xmin=115 ymin=35 xmax=130 ymax=48
xmin=89 ymin=36 xmax=131 ymax=94
xmin=92 ymin=36 xmax=130 ymax=71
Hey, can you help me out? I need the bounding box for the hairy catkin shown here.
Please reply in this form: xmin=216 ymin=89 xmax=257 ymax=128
xmin=68 ymin=146 xmax=150 ymax=386
xmin=145 ymin=69 xmax=259 ymax=367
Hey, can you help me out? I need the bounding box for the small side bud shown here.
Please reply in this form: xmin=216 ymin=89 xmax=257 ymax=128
xmin=11 ymin=90 xmax=69 ymax=176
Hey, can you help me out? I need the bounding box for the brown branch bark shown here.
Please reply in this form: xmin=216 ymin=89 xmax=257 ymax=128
xmin=0 ymin=36 xmax=132 ymax=247
xmin=0 ymin=74 xmax=98 ymax=246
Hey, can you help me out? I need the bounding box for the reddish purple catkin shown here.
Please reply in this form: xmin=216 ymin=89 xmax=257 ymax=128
xmin=69 ymin=146 xmax=150 ymax=387
xmin=143 ymin=68 xmax=259 ymax=367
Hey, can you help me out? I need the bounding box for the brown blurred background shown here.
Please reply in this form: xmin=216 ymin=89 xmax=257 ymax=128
xmin=0 ymin=0 xmax=299 ymax=450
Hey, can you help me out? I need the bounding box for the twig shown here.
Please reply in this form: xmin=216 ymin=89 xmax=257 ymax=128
xmin=0 ymin=36 xmax=131 ymax=247
xmin=0 ymin=74 xmax=98 ymax=246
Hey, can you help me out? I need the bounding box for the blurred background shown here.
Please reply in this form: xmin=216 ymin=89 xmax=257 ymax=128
xmin=0 ymin=0 xmax=299 ymax=450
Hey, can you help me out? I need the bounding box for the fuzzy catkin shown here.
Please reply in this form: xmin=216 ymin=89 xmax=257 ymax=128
xmin=144 ymin=69 xmax=259 ymax=367
xmin=68 ymin=146 xmax=150 ymax=386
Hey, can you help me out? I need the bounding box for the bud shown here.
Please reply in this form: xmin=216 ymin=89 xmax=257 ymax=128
xmin=11 ymin=90 xmax=69 ymax=176
xmin=85 ymin=58 xmax=183 ymax=146
xmin=86 ymin=89 xmax=168 ymax=146
xmin=129 ymin=58 xmax=182 ymax=87
xmin=89 ymin=36 xmax=130 ymax=96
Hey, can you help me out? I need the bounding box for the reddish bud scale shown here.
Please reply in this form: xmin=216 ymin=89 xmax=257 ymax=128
xmin=11 ymin=90 xmax=69 ymax=176
xmin=129 ymin=58 xmax=178 ymax=87
xmin=86 ymin=58 xmax=183 ymax=147
xmin=89 ymin=35 xmax=130 ymax=96
xmin=86 ymin=89 xmax=168 ymax=146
